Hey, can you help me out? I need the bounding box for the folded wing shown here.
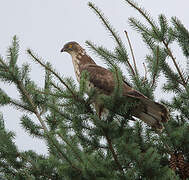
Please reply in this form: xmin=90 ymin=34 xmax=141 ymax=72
xmin=81 ymin=64 xmax=169 ymax=129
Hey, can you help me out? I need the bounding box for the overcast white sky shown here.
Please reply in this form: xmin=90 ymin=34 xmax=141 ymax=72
xmin=0 ymin=0 xmax=188 ymax=155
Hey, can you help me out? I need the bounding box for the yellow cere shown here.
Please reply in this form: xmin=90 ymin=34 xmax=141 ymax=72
xmin=69 ymin=44 xmax=72 ymax=48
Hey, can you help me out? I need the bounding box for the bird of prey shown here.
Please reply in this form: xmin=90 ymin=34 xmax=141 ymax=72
xmin=61 ymin=41 xmax=169 ymax=130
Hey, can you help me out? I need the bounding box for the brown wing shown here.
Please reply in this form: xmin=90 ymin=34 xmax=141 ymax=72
xmin=81 ymin=64 xmax=169 ymax=129
xmin=80 ymin=64 xmax=145 ymax=98
xmin=80 ymin=64 xmax=116 ymax=95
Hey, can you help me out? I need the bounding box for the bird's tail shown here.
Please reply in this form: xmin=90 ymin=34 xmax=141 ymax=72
xmin=133 ymin=98 xmax=169 ymax=130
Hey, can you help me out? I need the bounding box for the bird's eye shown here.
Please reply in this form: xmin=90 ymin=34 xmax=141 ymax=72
xmin=68 ymin=44 xmax=73 ymax=49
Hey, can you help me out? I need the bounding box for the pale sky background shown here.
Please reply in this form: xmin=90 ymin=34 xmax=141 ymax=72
xmin=0 ymin=0 xmax=188 ymax=155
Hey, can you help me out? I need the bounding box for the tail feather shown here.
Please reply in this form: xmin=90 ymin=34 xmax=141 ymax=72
xmin=133 ymin=98 xmax=169 ymax=130
xmin=141 ymin=98 xmax=169 ymax=122
xmin=123 ymin=87 xmax=169 ymax=129
xmin=138 ymin=112 xmax=163 ymax=130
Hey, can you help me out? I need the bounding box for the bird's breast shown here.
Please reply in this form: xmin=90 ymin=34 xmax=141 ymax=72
xmin=71 ymin=55 xmax=81 ymax=82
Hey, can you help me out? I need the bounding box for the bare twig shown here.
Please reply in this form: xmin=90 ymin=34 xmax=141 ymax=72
xmin=124 ymin=30 xmax=138 ymax=76
xmin=142 ymin=63 xmax=147 ymax=83
xmin=125 ymin=58 xmax=136 ymax=77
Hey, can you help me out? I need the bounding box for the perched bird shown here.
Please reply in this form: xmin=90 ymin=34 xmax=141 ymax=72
xmin=61 ymin=41 xmax=169 ymax=130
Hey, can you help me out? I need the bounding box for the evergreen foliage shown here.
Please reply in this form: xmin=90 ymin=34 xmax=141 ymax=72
xmin=0 ymin=0 xmax=189 ymax=179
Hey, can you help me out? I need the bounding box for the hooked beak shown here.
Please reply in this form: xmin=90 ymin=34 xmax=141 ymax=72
xmin=60 ymin=47 xmax=65 ymax=52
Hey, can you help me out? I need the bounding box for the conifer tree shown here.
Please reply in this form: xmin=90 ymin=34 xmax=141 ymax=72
xmin=0 ymin=0 xmax=189 ymax=179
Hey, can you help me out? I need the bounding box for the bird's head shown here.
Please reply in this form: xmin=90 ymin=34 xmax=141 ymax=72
xmin=61 ymin=41 xmax=82 ymax=55
xmin=61 ymin=41 xmax=96 ymax=65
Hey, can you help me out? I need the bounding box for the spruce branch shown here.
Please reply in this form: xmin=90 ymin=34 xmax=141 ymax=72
xmin=87 ymin=4 xmax=136 ymax=78
xmin=88 ymin=2 xmax=123 ymax=48
xmin=161 ymin=63 xmax=182 ymax=92
xmin=124 ymin=30 xmax=138 ymax=76
xmin=8 ymin=35 xmax=19 ymax=70
xmin=0 ymin=89 xmax=10 ymax=105
xmin=31 ymin=88 xmax=64 ymax=99
xmin=86 ymin=41 xmax=117 ymax=67
xmin=47 ymin=133 xmax=82 ymax=173
xmin=128 ymin=18 xmax=151 ymax=36
xmin=21 ymin=115 xmax=44 ymax=138
xmin=171 ymin=17 xmax=189 ymax=58
xmin=47 ymin=104 xmax=73 ymax=122
xmin=127 ymin=1 xmax=187 ymax=88
xmin=125 ymin=0 xmax=187 ymax=88
xmin=44 ymin=62 xmax=52 ymax=91
xmin=113 ymin=66 xmax=123 ymax=97
xmin=51 ymin=82 xmax=64 ymax=92
xmin=158 ymin=14 xmax=168 ymax=40
xmin=16 ymin=80 xmax=48 ymax=132
xmin=9 ymin=99 xmax=35 ymax=113
xmin=151 ymin=46 xmax=159 ymax=88
xmin=0 ymin=113 xmax=5 ymax=130
xmin=0 ymin=52 xmax=49 ymax=131
xmin=57 ymin=132 xmax=85 ymax=165
xmin=27 ymin=49 xmax=77 ymax=100
xmin=125 ymin=0 xmax=158 ymax=33
xmin=0 ymin=57 xmax=8 ymax=68
xmin=103 ymin=130 xmax=124 ymax=174
xmin=157 ymin=132 xmax=172 ymax=154
xmin=3 ymin=60 xmax=75 ymax=168
xmin=162 ymin=41 xmax=187 ymax=88
xmin=142 ymin=33 xmax=156 ymax=51
xmin=1 ymin=39 xmax=80 ymax=175
xmin=86 ymin=41 xmax=117 ymax=60
xmin=115 ymin=46 xmax=135 ymax=77
xmin=75 ymin=131 xmax=108 ymax=150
